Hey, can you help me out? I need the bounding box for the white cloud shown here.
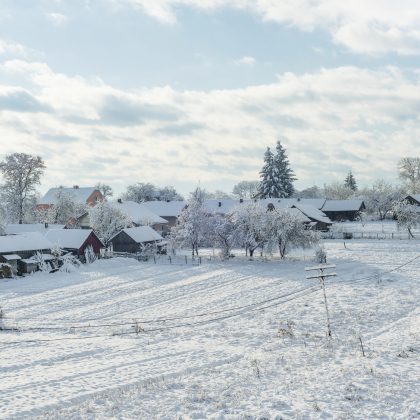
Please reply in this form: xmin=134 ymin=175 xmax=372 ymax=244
xmin=46 ymin=12 xmax=67 ymax=26
xmin=118 ymin=0 xmax=420 ymax=55
xmin=1 ymin=60 xmax=420 ymax=191
xmin=234 ymin=56 xmax=256 ymax=66
xmin=0 ymin=40 xmax=28 ymax=56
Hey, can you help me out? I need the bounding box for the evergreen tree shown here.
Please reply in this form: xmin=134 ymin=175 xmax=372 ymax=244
xmin=344 ymin=171 xmax=357 ymax=191
xmin=274 ymin=141 xmax=296 ymax=197
xmin=258 ymin=147 xmax=279 ymax=198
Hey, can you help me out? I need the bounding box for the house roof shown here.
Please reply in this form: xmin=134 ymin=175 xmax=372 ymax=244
xmin=5 ymin=224 xmax=66 ymax=235
xmin=1 ymin=254 xmax=21 ymax=260
xmin=109 ymin=201 xmax=168 ymax=224
xmin=39 ymin=187 xmax=100 ymax=205
xmin=0 ymin=232 xmax=53 ymax=254
xmin=113 ymin=226 xmax=164 ymax=243
xmin=321 ymin=200 xmax=364 ymax=212
xmin=291 ymin=204 xmax=332 ymax=224
xmin=45 ymin=229 xmax=102 ymax=249
xmin=141 ymin=201 xmax=187 ymax=217
xmin=407 ymin=195 xmax=420 ymax=204
xmin=265 ymin=198 xmax=327 ymax=210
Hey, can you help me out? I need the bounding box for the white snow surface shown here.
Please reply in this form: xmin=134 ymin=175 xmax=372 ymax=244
xmin=141 ymin=201 xmax=187 ymax=217
xmin=1 ymin=240 xmax=420 ymax=419
xmin=45 ymin=229 xmax=98 ymax=249
xmin=109 ymin=201 xmax=168 ymax=224
xmin=5 ymin=224 xmax=66 ymax=235
xmin=113 ymin=225 xmax=164 ymax=243
xmin=0 ymin=232 xmax=53 ymax=254
xmin=39 ymin=188 xmax=99 ymax=205
xmin=1 ymin=254 xmax=21 ymax=260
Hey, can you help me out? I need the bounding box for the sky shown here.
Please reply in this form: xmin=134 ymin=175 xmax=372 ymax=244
xmin=1 ymin=0 xmax=420 ymax=199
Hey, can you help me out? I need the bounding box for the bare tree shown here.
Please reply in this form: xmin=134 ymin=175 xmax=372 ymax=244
xmin=95 ymin=183 xmax=114 ymax=201
xmin=232 ymin=181 xmax=260 ymax=198
xmin=397 ymin=158 xmax=420 ymax=194
xmin=0 ymin=153 xmax=46 ymax=224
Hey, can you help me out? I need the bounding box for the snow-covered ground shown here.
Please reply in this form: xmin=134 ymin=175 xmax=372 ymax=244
xmin=1 ymin=240 xmax=420 ymax=419
xmin=334 ymin=219 xmax=420 ymax=234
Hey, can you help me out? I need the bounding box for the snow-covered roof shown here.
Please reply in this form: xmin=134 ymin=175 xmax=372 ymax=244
xmin=292 ymin=204 xmax=333 ymax=224
xmin=5 ymin=224 xmax=66 ymax=235
xmin=282 ymin=207 xmax=311 ymax=222
xmin=262 ymin=198 xmax=327 ymax=210
xmin=115 ymin=226 xmax=164 ymax=243
xmin=407 ymin=195 xmax=420 ymax=204
xmin=39 ymin=187 xmax=99 ymax=205
xmin=0 ymin=232 xmax=53 ymax=253
xmin=21 ymin=254 xmax=56 ymax=263
xmin=45 ymin=229 xmax=101 ymax=249
xmin=203 ymin=199 xmax=248 ymax=213
xmin=109 ymin=201 xmax=168 ymax=225
xmin=321 ymin=200 xmax=364 ymax=212
xmin=2 ymin=254 xmax=21 ymax=260
xmin=141 ymin=201 xmax=187 ymax=217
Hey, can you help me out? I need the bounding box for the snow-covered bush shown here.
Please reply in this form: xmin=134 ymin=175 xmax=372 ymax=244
xmin=0 ymin=305 xmax=5 ymax=330
xmin=50 ymin=241 xmax=63 ymax=257
xmin=59 ymin=252 xmax=82 ymax=272
xmin=315 ymin=247 xmax=327 ymax=264
xmin=355 ymin=211 xmax=369 ymax=227
xmin=1 ymin=263 xmax=12 ymax=278
xmin=392 ymin=200 xmax=420 ymax=237
xmin=33 ymin=251 xmax=53 ymax=273
xmin=137 ymin=242 xmax=159 ymax=260
xmin=208 ymin=211 xmax=235 ymax=259
xmin=84 ymin=244 xmax=97 ymax=264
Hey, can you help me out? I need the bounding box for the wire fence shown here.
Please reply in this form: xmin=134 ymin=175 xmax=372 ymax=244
xmin=320 ymin=231 xmax=417 ymax=240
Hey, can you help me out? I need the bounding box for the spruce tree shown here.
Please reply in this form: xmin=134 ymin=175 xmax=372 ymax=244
xmin=274 ymin=140 xmax=296 ymax=197
xmin=344 ymin=171 xmax=357 ymax=191
xmin=258 ymin=147 xmax=279 ymax=198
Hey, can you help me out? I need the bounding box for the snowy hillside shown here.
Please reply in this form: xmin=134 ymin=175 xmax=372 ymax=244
xmin=1 ymin=240 xmax=420 ymax=419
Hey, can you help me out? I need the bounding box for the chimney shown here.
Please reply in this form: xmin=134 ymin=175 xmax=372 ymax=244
xmin=218 ymin=202 xmax=221 ymax=207
xmin=118 ymin=199 xmax=122 ymax=204
xmin=240 ymin=198 xmax=243 ymax=203
xmin=73 ymin=185 xmax=79 ymax=189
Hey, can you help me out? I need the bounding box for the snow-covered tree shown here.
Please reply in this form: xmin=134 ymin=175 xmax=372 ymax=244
xmin=89 ymin=200 xmax=132 ymax=246
xmin=50 ymin=241 xmax=63 ymax=257
xmin=189 ymin=186 xmax=212 ymax=205
xmin=315 ymin=246 xmax=327 ymax=264
xmin=84 ymin=244 xmax=97 ymax=263
xmin=392 ymin=200 xmax=420 ymax=237
xmin=265 ymin=208 xmax=321 ymax=258
xmin=229 ymin=202 xmax=268 ymax=257
xmin=0 ymin=153 xmax=46 ymax=224
xmin=168 ymin=198 xmax=209 ymax=256
xmin=363 ymin=180 xmax=404 ymax=220
xmin=258 ymin=147 xmax=278 ymax=198
xmin=123 ymin=182 xmax=157 ymax=203
xmin=208 ymin=211 xmax=235 ymax=259
xmin=232 ymin=181 xmax=260 ymax=198
xmin=137 ymin=215 xmax=155 ymax=227
xmin=293 ymin=185 xmax=323 ymax=199
xmin=273 ymin=141 xmax=296 ymax=198
xmin=33 ymin=251 xmax=53 ymax=273
xmin=208 ymin=190 xmax=234 ymax=200
xmin=157 ymin=186 xmax=185 ymax=201
xmin=344 ymin=171 xmax=357 ymax=191
xmin=95 ymin=183 xmax=114 ymax=201
xmin=323 ymin=181 xmax=355 ymax=200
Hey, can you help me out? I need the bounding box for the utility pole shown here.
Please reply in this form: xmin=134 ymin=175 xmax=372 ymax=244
xmin=305 ymin=264 xmax=337 ymax=337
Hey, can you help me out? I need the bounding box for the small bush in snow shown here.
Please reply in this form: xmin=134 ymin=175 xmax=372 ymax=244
xmin=1 ymin=263 xmax=12 ymax=278
xmin=392 ymin=199 xmax=420 ymax=238
xmin=84 ymin=244 xmax=97 ymax=264
xmin=59 ymin=252 xmax=82 ymax=272
xmin=33 ymin=252 xmax=53 ymax=273
xmin=315 ymin=247 xmax=327 ymax=264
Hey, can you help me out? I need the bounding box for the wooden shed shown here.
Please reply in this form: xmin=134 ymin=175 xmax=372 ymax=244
xmin=44 ymin=229 xmax=104 ymax=261
xmin=321 ymin=200 xmax=365 ymax=222
xmin=110 ymin=226 xmax=166 ymax=254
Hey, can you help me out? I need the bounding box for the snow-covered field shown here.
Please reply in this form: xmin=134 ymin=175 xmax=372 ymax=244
xmin=1 ymin=240 xmax=420 ymax=419
xmin=334 ymin=219 xmax=420 ymax=234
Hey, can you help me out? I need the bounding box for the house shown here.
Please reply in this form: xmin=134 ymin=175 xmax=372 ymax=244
xmin=45 ymin=229 xmax=104 ymax=261
xmin=321 ymin=200 xmax=365 ymax=222
xmin=37 ymin=186 xmax=104 ymax=227
xmin=140 ymin=201 xmax=187 ymax=233
xmin=0 ymin=232 xmax=53 ymax=274
xmin=290 ymin=204 xmax=333 ymax=231
xmin=110 ymin=200 xmax=168 ymax=229
xmin=20 ymin=254 xmax=57 ymax=274
xmin=110 ymin=226 xmax=166 ymax=254
xmin=404 ymin=195 xmax=420 ymax=212
xmin=5 ymin=224 xmax=67 ymax=235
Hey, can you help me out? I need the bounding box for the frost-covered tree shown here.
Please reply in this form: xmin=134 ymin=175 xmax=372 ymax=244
xmin=293 ymin=185 xmax=323 ymax=199
xmin=344 ymin=171 xmax=357 ymax=191
xmin=208 ymin=211 xmax=235 ymax=259
xmin=84 ymin=244 xmax=97 ymax=264
xmin=208 ymin=190 xmax=233 ymax=200
xmin=397 ymin=158 xmax=420 ymax=194
xmin=232 ymin=181 xmax=260 ymax=198
xmin=323 ymin=181 xmax=355 ymax=200
xmin=95 ymin=183 xmax=114 ymax=201
xmin=189 ymin=186 xmax=212 ymax=205
xmin=123 ymin=182 xmax=157 ymax=203
xmin=229 ymin=202 xmax=268 ymax=257
xmin=0 ymin=153 xmax=46 ymax=224
xmin=265 ymin=208 xmax=321 ymax=258
xmin=157 ymin=186 xmax=185 ymax=201
xmin=169 ymin=198 xmax=209 ymax=256
xmin=363 ymin=180 xmax=404 ymax=220
xmin=273 ymin=141 xmax=296 ymax=198
xmin=392 ymin=200 xmax=420 ymax=238
xmin=258 ymin=147 xmax=278 ymax=198
xmin=89 ymin=200 xmax=132 ymax=246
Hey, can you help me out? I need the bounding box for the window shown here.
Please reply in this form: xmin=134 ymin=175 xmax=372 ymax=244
xmin=93 ymin=195 xmax=98 ymax=203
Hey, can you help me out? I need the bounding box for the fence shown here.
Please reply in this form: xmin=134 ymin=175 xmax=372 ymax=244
xmin=321 ymin=231 xmax=416 ymax=240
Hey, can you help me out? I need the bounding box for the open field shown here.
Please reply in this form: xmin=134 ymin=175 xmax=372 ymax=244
xmin=1 ymin=240 xmax=420 ymax=419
